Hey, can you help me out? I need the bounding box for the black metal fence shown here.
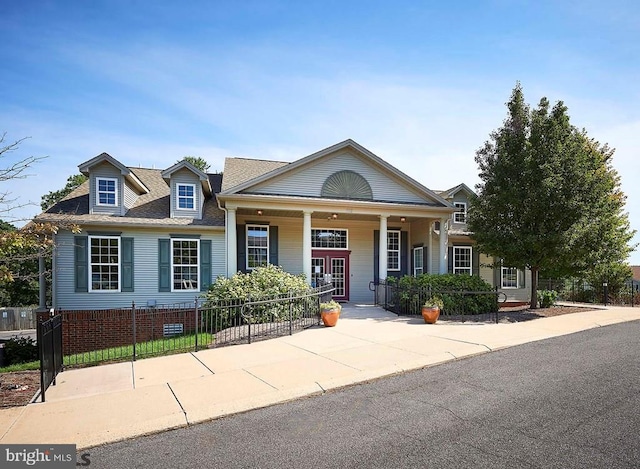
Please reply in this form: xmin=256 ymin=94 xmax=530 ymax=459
xmin=371 ymin=280 xmax=506 ymax=323
xmin=201 ymin=284 xmax=333 ymax=347
xmin=61 ymin=283 xmax=334 ymax=367
xmin=37 ymin=314 xmax=63 ymax=402
xmin=538 ymin=278 xmax=640 ymax=306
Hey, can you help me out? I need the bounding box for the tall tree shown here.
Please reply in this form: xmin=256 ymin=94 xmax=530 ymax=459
xmin=41 ymin=173 xmax=87 ymax=210
xmin=468 ymin=84 xmax=636 ymax=308
xmin=179 ymin=156 xmax=210 ymax=172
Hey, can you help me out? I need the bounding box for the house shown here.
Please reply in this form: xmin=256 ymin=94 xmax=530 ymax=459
xmin=35 ymin=139 xmax=530 ymax=310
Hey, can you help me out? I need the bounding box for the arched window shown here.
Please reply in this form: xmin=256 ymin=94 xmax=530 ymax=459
xmin=321 ymin=170 xmax=373 ymax=200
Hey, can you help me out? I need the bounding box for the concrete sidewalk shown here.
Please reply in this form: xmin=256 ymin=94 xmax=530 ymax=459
xmin=1 ymin=305 xmax=639 ymax=450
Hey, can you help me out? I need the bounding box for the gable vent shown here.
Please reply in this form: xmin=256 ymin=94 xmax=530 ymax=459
xmin=321 ymin=170 xmax=373 ymax=200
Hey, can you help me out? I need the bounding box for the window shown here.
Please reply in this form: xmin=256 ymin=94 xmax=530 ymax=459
xmin=454 ymin=202 xmax=467 ymax=223
xmin=177 ymin=184 xmax=196 ymax=210
xmin=247 ymin=225 xmax=269 ymax=269
xmin=453 ymin=246 xmax=472 ymax=275
xmin=387 ymin=230 xmax=400 ymax=271
xmin=172 ymin=239 xmax=199 ymax=291
xmin=413 ymin=247 xmax=424 ymax=276
xmin=89 ymin=236 xmax=120 ymax=291
xmin=96 ymin=177 xmax=117 ymax=206
xmin=311 ymin=229 xmax=348 ymax=249
xmin=501 ymin=266 xmax=519 ymax=288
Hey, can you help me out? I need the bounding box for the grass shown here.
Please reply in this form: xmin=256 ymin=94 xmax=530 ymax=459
xmin=64 ymin=332 xmax=214 ymax=367
xmin=0 ymin=361 xmax=40 ymax=373
xmin=0 ymin=331 xmax=214 ymax=371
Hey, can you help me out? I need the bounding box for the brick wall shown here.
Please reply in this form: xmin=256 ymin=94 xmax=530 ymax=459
xmin=58 ymin=307 xmax=197 ymax=355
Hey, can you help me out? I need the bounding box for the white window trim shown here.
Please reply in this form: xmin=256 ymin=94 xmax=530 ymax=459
xmin=453 ymin=202 xmax=467 ymax=224
xmin=501 ymin=265 xmax=521 ymax=289
xmin=453 ymin=246 xmax=473 ymax=275
xmin=413 ymin=246 xmax=424 ymax=277
xmin=96 ymin=177 xmax=118 ymax=207
xmin=88 ymin=235 xmax=121 ymax=292
xmin=170 ymin=238 xmax=200 ymax=292
xmin=387 ymin=230 xmax=401 ymax=272
xmin=176 ymin=183 xmax=197 ymax=211
xmin=246 ymin=224 xmax=269 ymax=270
xmin=311 ymin=228 xmax=349 ymax=250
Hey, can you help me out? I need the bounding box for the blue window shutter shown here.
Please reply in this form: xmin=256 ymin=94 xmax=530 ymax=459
xmin=400 ymin=231 xmax=408 ymax=276
xmin=75 ymin=236 xmax=88 ymax=292
xmin=269 ymin=226 xmax=278 ymax=265
xmin=472 ymin=248 xmax=480 ymax=277
xmin=494 ymin=259 xmax=502 ymax=287
xmin=200 ymin=239 xmax=212 ymax=291
xmin=236 ymin=225 xmax=247 ymax=273
xmin=121 ymin=237 xmax=134 ymax=292
xmin=518 ymin=269 xmax=526 ymax=289
xmin=158 ymin=239 xmax=170 ymax=292
xmin=423 ymin=247 xmax=429 ymax=275
xmin=448 ymin=246 xmax=454 ymax=273
xmin=373 ymin=230 xmax=379 ymax=283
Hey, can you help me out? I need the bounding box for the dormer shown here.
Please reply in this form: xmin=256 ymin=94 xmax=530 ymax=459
xmin=79 ymin=153 xmax=149 ymax=216
xmin=439 ymin=183 xmax=476 ymax=227
xmin=161 ymin=160 xmax=212 ymax=219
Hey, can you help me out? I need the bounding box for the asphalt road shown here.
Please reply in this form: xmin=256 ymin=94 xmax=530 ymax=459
xmin=85 ymin=320 xmax=640 ymax=469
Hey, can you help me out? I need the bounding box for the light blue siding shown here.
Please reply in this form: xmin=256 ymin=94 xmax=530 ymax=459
xmin=54 ymin=228 xmax=226 ymax=310
xmin=247 ymin=150 xmax=433 ymax=204
xmin=170 ymin=169 xmax=203 ymax=219
xmin=90 ymin=162 xmax=123 ymax=215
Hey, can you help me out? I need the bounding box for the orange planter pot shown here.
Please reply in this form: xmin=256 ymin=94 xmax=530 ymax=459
xmin=321 ymin=309 xmax=340 ymax=327
xmin=421 ymin=306 xmax=440 ymax=324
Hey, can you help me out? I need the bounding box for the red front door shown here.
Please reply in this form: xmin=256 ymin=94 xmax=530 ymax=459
xmin=311 ymin=250 xmax=350 ymax=301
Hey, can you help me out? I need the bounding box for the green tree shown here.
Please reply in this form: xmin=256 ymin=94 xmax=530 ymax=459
xmin=179 ymin=156 xmax=210 ymax=172
xmin=40 ymin=173 xmax=87 ymax=210
xmin=468 ymin=83 xmax=636 ymax=308
xmin=0 ymin=220 xmax=39 ymax=306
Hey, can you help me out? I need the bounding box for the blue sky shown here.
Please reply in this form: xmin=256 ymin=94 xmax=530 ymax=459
xmin=1 ymin=1 xmax=639 ymax=263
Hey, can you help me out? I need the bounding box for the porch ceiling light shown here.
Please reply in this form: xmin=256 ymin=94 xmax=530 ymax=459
xmin=257 ymin=210 xmax=263 ymax=216
xmin=332 ymin=213 xmax=338 ymax=219
xmin=400 ymin=217 xmax=406 ymax=223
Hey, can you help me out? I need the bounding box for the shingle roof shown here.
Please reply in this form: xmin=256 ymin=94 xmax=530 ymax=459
xmin=221 ymin=158 xmax=289 ymax=192
xmin=35 ymin=167 xmax=225 ymax=228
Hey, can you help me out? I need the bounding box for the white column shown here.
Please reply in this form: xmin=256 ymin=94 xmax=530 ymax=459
xmin=226 ymin=208 xmax=237 ymax=277
xmin=303 ymin=211 xmax=312 ymax=285
xmin=379 ymin=215 xmax=389 ymax=281
xmin=439 ymin=217 xmax=448 ymax=274
xmin=427 ymin=221 xmax=433 ymax=274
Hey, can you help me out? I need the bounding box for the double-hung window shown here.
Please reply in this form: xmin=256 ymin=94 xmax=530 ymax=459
xmin=172 ymin=239 xmax=199 ymax=291
xmin=89 ymin=235 xmax=120 ymax=291
xmin=177 ymin=184 xmax=196 ymax=210
xmin=413 ymin=246 xmax=424 ymax=276
xmin=247 ymin=225 xmax=269 ymax=269
xmin=387 ymin=230 xmax=400 ymax=271
xmin=453 ymin=246 xmax=472 ymax=275
xmin=454 ymin=202 xmax=467 ymax=223
xmin=96 ymin=177 xmax=117 ymax=206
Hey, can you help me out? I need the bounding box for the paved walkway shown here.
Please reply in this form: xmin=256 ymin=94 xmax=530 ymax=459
xmin=1 ymin=304 xmax=639 ymax=450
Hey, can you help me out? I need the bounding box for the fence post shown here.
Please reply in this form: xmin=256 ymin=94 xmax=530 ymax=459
xmin=194 ymin=297 xmax=199 ymax=352
xmin=132 ymin=301 xmax=136 ymax=361
xmin=289 ymin=291 xmax=294 ymax=336
xmin=247 ymin=294 xmax=251 ymax=345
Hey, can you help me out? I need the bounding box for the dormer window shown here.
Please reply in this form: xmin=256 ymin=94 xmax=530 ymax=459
xmin=177 ymin=184 xmax=196 ymax=210
xmin=97 ymin=177 xmax=118 ymax=206
xmin=454 ymin=202 xmax=467 ymax=223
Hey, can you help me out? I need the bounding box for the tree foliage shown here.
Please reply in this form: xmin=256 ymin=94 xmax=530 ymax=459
xmin=468 ymin=84 xmax=636 ymax=308
xmin=179 ymin=156 xmax=210 ymax=172
xmin=41 ymin=173 xmax=87 ymax=210
xmin=0 ymin=133 xmax=80 ymax=301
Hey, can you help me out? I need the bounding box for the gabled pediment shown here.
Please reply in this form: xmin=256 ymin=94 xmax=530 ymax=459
xmin=78 ymin=152 xmax=149 ymax=194
xmin=161 ymin=160 xmax=212 ymax=196
xmin=220 ymin=139 xmax=452 ymax=207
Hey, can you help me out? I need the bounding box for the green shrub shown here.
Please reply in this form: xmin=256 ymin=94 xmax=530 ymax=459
xmin=537 ymin=290 xmax=558 ymax=308
xmin=203 ymin=265 xmax=312 ymax=327
xmin=387 ymin=274 xmax=497 ymax=315
xmin=3 ymin=336 xmax=38 ymax=366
